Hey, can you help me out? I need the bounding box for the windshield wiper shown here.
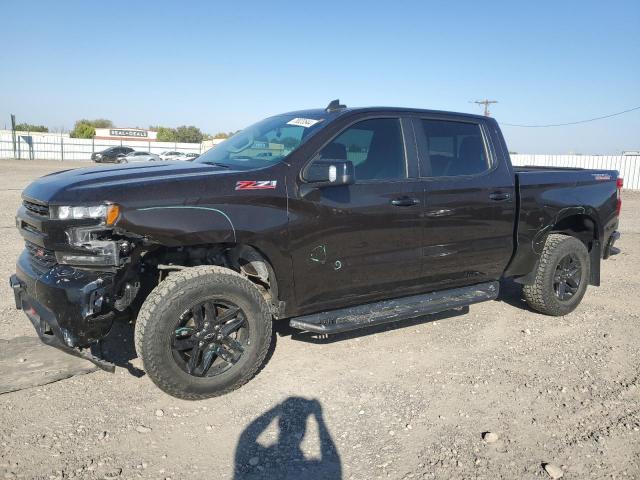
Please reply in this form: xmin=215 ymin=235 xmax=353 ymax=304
xmin=201 ymin=161 xmax=231 ymax=168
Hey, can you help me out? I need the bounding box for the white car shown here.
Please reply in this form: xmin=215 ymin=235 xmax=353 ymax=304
xmin=120 ymin=151 xmax=161 ymax=163
xmin=159 ymin=151 xmax=183 ymax=161
xmin=173 ymin=153 xmax=200 ymax=161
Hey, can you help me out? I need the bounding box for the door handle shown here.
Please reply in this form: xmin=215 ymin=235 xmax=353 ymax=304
xmin=489 ymin=192 xmax=512 ymax=201
xmin=391 ymin=197 xmax=420 ymax=207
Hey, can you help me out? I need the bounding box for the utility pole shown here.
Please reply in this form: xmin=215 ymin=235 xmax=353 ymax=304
xmin=473 ymin=99 xmax=498 ymax=117
xmin=10 ymin=114 xmax=17 ymax=159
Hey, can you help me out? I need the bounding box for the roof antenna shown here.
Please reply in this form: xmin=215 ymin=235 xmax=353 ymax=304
xmin=325 ymin=99 xmax=346 ymax=112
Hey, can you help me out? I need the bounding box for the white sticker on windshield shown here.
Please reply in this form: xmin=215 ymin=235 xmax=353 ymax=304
xmin=286 ymin=118 xmax=321 ymax=128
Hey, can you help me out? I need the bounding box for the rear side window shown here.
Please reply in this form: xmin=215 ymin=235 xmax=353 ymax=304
xmin=319 ymin=118 xmax=405 ymax=181
xmin=420 ymin=120 xmax=489 ymax=177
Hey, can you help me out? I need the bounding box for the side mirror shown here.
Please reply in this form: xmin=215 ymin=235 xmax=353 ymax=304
xmin=304 ymin=159 xmax=355 ymax=187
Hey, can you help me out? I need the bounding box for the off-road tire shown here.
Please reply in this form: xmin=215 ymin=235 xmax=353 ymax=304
xmin=523 ymin=234 xmax=590 ymax=316
xmin=134 ymin=266 xmax=272 ymax=400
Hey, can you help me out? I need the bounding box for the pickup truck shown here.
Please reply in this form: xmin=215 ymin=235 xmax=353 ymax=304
xmin=10 ymin=101 xmax=622 ymax=399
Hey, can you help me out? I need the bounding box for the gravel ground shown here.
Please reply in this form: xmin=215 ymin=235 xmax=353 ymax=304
xmin=0 ymin=159 xmax=638 ymax=480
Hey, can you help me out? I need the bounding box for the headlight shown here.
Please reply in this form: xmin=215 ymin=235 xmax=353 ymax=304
xmin=57 ymin=225 xmax=121 ymax=267
xmin=52 ymin=204 xmax=120 ymax=225
xmin=55 ymin=241 xmax=119 ymax=267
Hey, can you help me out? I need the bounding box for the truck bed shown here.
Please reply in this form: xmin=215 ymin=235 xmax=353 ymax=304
xmin=514 ymin=165 xmax=586 ymax=172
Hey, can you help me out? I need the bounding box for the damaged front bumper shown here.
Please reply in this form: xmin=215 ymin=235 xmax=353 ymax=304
xmin=10 ymin=250 xmax=117 ymax=372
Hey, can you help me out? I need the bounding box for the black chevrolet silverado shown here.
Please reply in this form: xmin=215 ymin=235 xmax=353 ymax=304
xmin=10 ymin=101 xmax=622 ymax=399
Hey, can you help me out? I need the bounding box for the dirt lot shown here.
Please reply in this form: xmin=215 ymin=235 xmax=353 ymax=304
xmin=0 ymin=159 xmax=638 ymax=480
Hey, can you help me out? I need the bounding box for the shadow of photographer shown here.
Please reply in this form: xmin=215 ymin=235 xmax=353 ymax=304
xmin=234 ymin=396 xmax=341 ymax=479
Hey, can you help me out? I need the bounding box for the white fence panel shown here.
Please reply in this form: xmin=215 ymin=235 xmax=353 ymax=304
xmin=0 ymin=132 xmax=202 ymax=161
xmin=511 ymin=154 xmax=640 ymax=190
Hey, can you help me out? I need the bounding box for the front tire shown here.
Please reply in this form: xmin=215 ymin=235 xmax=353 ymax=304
xmin=523 ymin=234 xmax=590 ymax=316
xmin=135 ymin=266 xmax=272 ymax=400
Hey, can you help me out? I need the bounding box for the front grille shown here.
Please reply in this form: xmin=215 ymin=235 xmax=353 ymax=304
xmin=23 ymin=200 xmax=50 ymax=217
xmin=25 ymin=241 xmax=57 ymax=271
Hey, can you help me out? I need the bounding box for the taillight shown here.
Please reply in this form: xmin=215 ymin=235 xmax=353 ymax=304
xmin=616 ymin=177 xmax=623 ymax=216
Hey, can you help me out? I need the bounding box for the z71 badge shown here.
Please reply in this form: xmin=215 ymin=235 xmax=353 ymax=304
xmin=235 ymin=180 xmax=278 ymax=190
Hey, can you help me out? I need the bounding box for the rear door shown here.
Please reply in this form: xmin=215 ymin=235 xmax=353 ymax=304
xmin=412 ymin=116 xmax=516 ymax=288
xmin=289 ymin=115 xmax=425 ymax=313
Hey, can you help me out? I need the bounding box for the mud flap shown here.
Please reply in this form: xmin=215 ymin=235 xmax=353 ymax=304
xmin=589 ymin=240 xmax=601 ymax=286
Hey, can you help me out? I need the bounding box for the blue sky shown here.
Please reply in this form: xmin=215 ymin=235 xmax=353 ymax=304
xmin=1 ymin=0 xmax=638 ymax=154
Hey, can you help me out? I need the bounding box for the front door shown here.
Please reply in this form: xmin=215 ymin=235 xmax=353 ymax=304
xmin=288 ymin=117 xmax=424 ymax=314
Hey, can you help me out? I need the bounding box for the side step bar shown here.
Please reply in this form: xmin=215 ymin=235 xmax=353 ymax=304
xmin=289 ymin=281 xmax=499 ymax=334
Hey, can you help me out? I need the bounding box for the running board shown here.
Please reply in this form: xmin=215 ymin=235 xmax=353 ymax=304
xmin=289 ymin=281 xmax=499 ymax=334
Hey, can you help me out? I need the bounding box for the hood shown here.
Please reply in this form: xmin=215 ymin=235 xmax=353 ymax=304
xmin=22 ymin=161 xmax=242 ymax=205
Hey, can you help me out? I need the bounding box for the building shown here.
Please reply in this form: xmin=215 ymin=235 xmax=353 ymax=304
xmin=94 ymin=128 xmax=158 ymax=142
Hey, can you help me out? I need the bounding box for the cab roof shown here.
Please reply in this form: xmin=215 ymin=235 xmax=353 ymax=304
xmin=280 ymin=106 xmax=489 ymax=122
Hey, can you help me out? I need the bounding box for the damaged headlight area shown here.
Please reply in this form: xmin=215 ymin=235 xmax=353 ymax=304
xmin=57 ymin=225 xmax=129 ymax=267
xmin=51 ymin=203 xmax=120 ymax=225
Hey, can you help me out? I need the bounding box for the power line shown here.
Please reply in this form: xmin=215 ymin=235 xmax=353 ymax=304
xmin=502 ymin=105 xmax=640 ymax=127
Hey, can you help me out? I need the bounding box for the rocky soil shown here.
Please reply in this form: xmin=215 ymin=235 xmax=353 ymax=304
xmin=0 ymin=160 xmax=638 ymax=479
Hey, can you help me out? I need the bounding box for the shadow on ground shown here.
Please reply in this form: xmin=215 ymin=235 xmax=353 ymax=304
xmin=96 ymin=318 xmax=145 ymax=377
xmin=234 ymin=397 xmax=341 ymax=479
xmin=497 ymin=278 xmax=533 ymax=311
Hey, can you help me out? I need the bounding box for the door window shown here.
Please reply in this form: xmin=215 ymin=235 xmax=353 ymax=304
xmin=319 ymin=118 xmax=406 ymax=181
xmin=420 ymin=120 xmax=489 ymax=177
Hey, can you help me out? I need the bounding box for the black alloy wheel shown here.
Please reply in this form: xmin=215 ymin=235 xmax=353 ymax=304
xmin=171 ymin=300 xmax=249 ymax=377
xmin=553 ymin=253 xmax=582 ymax=301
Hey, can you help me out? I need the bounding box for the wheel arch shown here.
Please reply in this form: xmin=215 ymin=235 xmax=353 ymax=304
xmin=515 ymin=212 xmax=602 ymax=287
xmin=143 ymin=242 xmax=288 ymax=317
xmin=550 ymin=213 xmax=601 ymax=286
xmin=550 ymin=212 xmax=600 ymax=251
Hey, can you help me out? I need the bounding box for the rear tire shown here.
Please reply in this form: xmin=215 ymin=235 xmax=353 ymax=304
xmin=523 ymin=234 xmax=590 ymax=316
xmin=135 ymin=266 xmax=272 ymax=400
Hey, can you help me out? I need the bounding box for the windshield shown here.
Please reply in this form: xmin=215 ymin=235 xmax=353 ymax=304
xmin=195 ymin=113 xmax=327 ymax=169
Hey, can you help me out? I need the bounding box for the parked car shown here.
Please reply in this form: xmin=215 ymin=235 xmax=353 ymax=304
xmin=91 ymin=146 xmax=134 ymax=163
xmin=120 ymin=151 xmax=161 ymax=163
xmin=173 ymin=153 xmax=200 ymax=161
xmin=11 ymin=100 xmax=622 ymax=400
xmin=159 ymin=151 xmax=183 ymax=161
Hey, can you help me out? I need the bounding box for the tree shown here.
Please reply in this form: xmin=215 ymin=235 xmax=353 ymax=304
xmin=78 ymin=118 xmax=113 ymax=128
xmin=15 ymin=123 xmax=48 ymax=132
xmin=69 ymin=118 xmax=113 ymax=138
xmin=155 ymin=127 xmax=177 ymax=142
xmin=213 ymin=132 xmax=230 ymax=139
xmin=174 ymin=125 xmax=204 ymax=143
xmin=70 ymin=123 xmax=96 ymax=139
xmin=153 ymin=125 xmax=204 ymax=143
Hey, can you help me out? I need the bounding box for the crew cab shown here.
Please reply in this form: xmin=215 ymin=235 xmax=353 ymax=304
xmin=10 ymin=101 xmax=622 ymax=399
